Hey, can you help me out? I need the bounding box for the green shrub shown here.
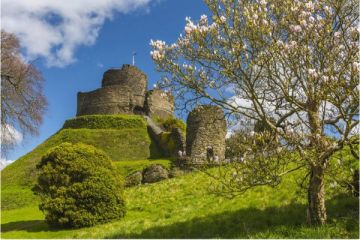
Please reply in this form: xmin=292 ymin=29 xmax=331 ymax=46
xmin=154 ymin=117 xmax=186 ymax=133
xmin=159 ymin=132 xmax=176 ymax=155
xmin=32 ymin=143 xmax=126 ymax=228
xmin=63 ymin=114 xmax=146 ymax=129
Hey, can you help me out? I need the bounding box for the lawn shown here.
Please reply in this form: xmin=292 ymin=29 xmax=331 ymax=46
xmin=1 ymin=167 xmax=358 ymax=238
xmin=1 ymin=114 xmax=165 ymax=210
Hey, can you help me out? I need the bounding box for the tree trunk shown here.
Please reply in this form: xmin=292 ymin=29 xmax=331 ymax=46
xmin=307 ymin=165 xmax=327 ymax=225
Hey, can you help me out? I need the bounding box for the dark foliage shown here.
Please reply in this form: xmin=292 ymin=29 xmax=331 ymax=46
xmin=154 ymin=116 xmax=186 ymax=133
xmin=32 ymin=143 xmax=126 ymax=228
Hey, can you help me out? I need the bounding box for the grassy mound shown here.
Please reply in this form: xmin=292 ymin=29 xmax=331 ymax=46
xmin=1 ymin=114 xmax=165 ymax=210
xmin=63 ymin=115 xmax=146 ymax=129
xmin=1 ymin=166 xmax=358 ymax=238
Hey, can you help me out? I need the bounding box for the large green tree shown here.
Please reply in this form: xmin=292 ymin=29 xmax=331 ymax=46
xmin=150 ymin=0 xmax=359 ymax=225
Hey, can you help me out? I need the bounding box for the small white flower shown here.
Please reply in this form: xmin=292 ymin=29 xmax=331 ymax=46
xmin=324 ymin=6 xmax=332 ymax=14
xmin=321 ymin=76 xmax=329 ymax=82
xmin=200 ymin=14 xmax=208 ymax=23
xmin=308 ymin=68 xmax=318 ymax=78
xmin=185 ymin=19 xmax=197 ymax=35
xmin=277 ymin=40 xmax=284 ymax=46
xmin=300 ymin=19 xmax=308 ymax=27
xmin=316 ymin=15 xmax=323 ymax=21
xmin=352 ymin=62 xmax=360 ymax=71
xmin=150 ymin=50 xmax=164 ymax=61
xmin=219 ymin=16 xmax=227 ymax=23
xmin=305 ymin=2 xmax=315 ymax=11
xmin=290 ymin=25 xmax=302 ymax=33
xmin=259 ymin=0 xmax=267 ymax=6
xmin=150 ymin=39 xmax=166 ymax=50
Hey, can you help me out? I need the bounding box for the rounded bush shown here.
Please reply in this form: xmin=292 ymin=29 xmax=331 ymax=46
xmin=33 ymin=143 xmax=126 ymax=228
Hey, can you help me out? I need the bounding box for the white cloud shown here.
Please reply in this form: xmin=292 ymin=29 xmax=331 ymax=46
xmin=0 ymin=158 xmax=14 ymax=171
xmin=1 ymin=0 xmax=153 ymax=67
xmin=1 ymin=124 xmax=23 ymax=145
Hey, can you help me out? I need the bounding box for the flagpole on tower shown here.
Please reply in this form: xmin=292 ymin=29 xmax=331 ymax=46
xmin=132 ymin=51 xmax=137 ymax=66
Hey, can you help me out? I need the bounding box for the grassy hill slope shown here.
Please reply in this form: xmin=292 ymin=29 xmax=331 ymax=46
xmin=1 ymin=115 xmax=165 ymax=210
xmin=1 ymin=167 xmax=358 ymax=239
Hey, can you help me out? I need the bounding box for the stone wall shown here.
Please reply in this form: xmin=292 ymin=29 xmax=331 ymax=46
xmin=77 ymin=64 xmax=149 ymax=116
xmin=145 ymin=89 xmax=174 ymax=119
xmin=102 ymin=64 xmax=148 ymax=109
xmin=77 ymin=85 xmax=132 ymax=116
xmin=186 ymin=105 xmax=226 ymax=164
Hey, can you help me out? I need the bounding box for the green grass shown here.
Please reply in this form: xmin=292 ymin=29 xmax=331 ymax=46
xmin=63 ymin=114 xmax=147 ymax=129
xmin=2 ymin=114 xmax=165 ymax=210
xmin=1 ymin=167 xmax=358 ymax=238
xmin=1 ymin=114 xmax=358 ymax=238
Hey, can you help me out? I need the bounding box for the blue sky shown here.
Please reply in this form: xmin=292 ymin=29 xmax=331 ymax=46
xmin=3 ymin=0 xmax=209 ymax=161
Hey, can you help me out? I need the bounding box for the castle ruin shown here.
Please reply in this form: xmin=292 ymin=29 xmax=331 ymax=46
xmin=77 ymin=64 xmax=174 ymax=118
xmin=186 ymin=105 xmax=227 ymax=164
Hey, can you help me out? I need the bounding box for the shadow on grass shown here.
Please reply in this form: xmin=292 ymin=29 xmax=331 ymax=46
xmin=110 ymin=194 xmax=359 ymax=239
xmin=1 ymin=194 xmax=358 ymax=238
xmin=1 ymin=220 xmax=51 ymax=233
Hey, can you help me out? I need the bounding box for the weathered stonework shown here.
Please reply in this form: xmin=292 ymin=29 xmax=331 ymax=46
xmin=145 ymin=89 xmax=174 ymax=119
xmin=186 ymin=105 xmax=226 ymax=164
xmin=77 ymin=85 xmax=133 ymax=116
xmin=76 ymin=64 xmax=174 ymax=117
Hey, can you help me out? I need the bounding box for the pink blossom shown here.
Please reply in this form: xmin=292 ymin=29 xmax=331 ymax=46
xmin=308 ymin=68 xmax=318 ymax=78
xmin=290 ymin=25 xmax=302 ymax=33
xmin=200 ymin=14 xmax=208 ymax=23
xmin=324 ymin=6 xmax=332 ymax=14
xmin=150 ymin=50 xmax=164 ymax=61
xmin=300 ymin=20 xmax=307 ymax=27
xmin=305 ymin=2 xmax=315 ymax=11
xmin=185 ymin=20 xmax=197 ymax=35
xmin=259 ymin=0 xmax=267 ymax=6
xmin=321 ymin=76 xmax=329 ymax=82
xmin=219 ymin=16 xmax=227 ymax=23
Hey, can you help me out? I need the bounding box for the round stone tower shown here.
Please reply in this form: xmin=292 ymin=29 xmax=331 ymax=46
xmin=101 ymin=64 xmax=148 ymax=112
xmin=186 ymin=105 xmax=227 ymax=164
xmin=77 ymin=64 xmax=148 ymax=116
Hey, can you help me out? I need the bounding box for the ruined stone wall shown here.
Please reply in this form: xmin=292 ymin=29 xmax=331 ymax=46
xmin=145 ymin=89 xmax=174 ymax=119
xmin=186 ymin=105 xmax=226 ymax=164
xmin=77 ymin=86 xmax=133 ymax=116
xmin=76 ymin=64 xmax=148 ymax=116
xmin=101 ymin=64 xmax=147 ymax=109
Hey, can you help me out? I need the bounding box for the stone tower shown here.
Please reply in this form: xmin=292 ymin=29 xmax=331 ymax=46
xmin=76 ymin=64 xmax=174 ymax=118
xmin=186 ymin=105 xmax=226 ymax=164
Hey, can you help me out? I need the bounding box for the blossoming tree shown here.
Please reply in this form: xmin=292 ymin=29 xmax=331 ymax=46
xmin=150 ymin=0 xmax=359 ymax=225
